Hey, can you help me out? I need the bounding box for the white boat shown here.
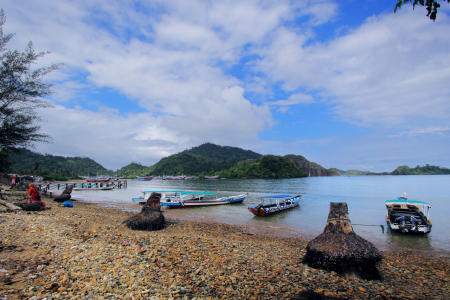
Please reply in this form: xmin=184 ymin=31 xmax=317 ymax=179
xmin=205 ymin=175 xmax=219 ymax=179
xmin=132 ymin=191 xmax=248 ymax=208
xmin=132 ymin=191 xmax=200 ymax=205
xmin=385 ymin=192 xmax=432 ymax=234
xmin=161 ymin=192 xmax=248 ymax=208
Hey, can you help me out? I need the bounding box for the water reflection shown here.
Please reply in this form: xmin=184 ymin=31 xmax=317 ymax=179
xmin=385 ymin=230 xmax=433 ymax=253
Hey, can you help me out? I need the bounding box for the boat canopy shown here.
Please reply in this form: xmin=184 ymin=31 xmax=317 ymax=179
xmin=385 ymin=199 xmax=432 ymax=207
xmin=142 ymin=191 xmax=184 ymax=194
xmin=178 ymin=191 xmax=217 ymax=196
xmin=257 ymin=194 xmax=297 ymax=199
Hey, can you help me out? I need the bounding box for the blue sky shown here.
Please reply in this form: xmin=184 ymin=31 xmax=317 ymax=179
xmin=3 ymin=0 xmax=450 ymax=171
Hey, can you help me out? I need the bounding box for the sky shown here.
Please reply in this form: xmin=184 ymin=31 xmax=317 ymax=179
xmin=2 ymin=0 xmax=450 ymax=172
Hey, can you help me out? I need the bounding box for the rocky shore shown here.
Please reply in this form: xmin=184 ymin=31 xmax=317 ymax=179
xmin=1 ymin=188 xmax=449 ymax=299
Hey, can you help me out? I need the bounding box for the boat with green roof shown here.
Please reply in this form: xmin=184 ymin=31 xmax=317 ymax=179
xmin=385 ymin=192 xmax=432 ymax=234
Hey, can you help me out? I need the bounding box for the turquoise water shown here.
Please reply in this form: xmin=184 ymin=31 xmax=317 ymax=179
xmin=71 ymin=175 xmax=450 ymax=256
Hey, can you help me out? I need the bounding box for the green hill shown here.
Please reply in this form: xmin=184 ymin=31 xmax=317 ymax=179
xmin=333 ymin=168 xmax=370 ymax=176
xmin=284 ymin=155 xmax=339 ymax=176
xmin=185 ymin=142 xmax=262 ymax=161
xmin=8 ymin=148 xmax=112 ymax=179
xmin=216 ymin=155 xmax=308 ymax=179
xmin=390 ymin=164 xmax=450 ymax=175
xmin=145 ymin=143 xmax=263 ymax=177
xmin=116 ymin=162 xmax=151 ymax=178
xmin=333 ymin=164 xmax=450 ymax=176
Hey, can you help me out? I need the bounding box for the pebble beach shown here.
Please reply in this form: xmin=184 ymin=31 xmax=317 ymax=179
xmin=1 ymin=187 xmax=450 ymax=299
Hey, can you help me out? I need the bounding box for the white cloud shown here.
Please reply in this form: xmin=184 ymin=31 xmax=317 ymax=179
xmin=254 ymin=9 xmax=450 ymax=127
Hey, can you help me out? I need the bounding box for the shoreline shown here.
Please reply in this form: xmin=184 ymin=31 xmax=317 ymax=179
xmin=1 ymin=188 xmax=450 ymax=299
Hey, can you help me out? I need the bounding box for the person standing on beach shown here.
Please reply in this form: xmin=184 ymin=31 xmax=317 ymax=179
xmin=28 ymin=183 xmax=46 ymax=208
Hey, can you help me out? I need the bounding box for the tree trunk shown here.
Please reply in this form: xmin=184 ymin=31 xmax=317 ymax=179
xmin=0 ymin=199 xmax=22 ymax=211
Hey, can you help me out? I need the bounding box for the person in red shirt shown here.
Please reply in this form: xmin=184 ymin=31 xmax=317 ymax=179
xmin=28 ymin=183 xmax=46 ymax=208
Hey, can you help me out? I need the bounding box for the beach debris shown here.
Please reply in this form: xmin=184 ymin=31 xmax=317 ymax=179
xmin=123 ymin=192 xmax=165 ymax=231
xmin=302 ymin=202 xmax=382 ymax=280
xmin=15 ymin=202 xmax=46 ymax=211
xmin=53 ymin=185 xmax=74 ymax=203
xmin=0 ymin=199 xmax=23 ymax=212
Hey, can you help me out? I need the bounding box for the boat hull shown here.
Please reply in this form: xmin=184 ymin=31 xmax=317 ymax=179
xmin=161 ymin=193 xmax=248 ymax=208
xmin=249 ymin=201 xmax=299 ymax=216
xmin=248 ymin=195 xmax=301 ymax=216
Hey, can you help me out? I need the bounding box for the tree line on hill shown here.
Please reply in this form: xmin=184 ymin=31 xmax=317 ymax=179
xmin=334 ymin=164 xmax=450 ymax=176
xmin=6 ymin=143 xmax=336 ymax=180
xmin=8 ymin=143 xmax=448 ymax=181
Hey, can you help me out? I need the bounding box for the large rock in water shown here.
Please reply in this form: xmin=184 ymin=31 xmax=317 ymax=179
xmin=123 ymin=193 xmax=165 ymax=231
xmin=302 ymin=202 xmax=382 ymax=280
xmin=53 ymin=185 xmax=73 ymax=202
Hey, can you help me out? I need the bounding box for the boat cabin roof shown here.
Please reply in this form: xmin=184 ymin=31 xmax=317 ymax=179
xmin=385 ymin=199 xmax=432 ymax=207
xmin=143 ymin=190 xmax=183 ymax=193
xmin=257 ymin=194 xmax=297 ymax=199
xmin=142 ymin=190 xmax=217 ymax=196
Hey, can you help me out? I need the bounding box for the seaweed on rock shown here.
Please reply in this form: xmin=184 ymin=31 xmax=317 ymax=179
xmin=302 ymin=202 xmax=382 ymax=280
xmin=15 ymin=202 xmax=46 ymax=211
xmin=123 ymin=193 xmax=165 ymax=231
xmin=53 ymin=185 xmax=73 ymax=203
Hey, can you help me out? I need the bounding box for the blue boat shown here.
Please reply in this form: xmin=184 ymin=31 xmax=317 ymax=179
xmin=385 ymin=192 xmax=432 ymax=234
xmin=248 ymin=194 xmax=301 ymax=216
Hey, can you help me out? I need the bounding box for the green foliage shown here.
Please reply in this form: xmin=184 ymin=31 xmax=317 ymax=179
xmin=0 ymin=9 xmax=61 ymax=152
xmin=0 ymin=148 xmax=11 ymax=172
xmin=333 ymin=168 xmax=371 ymax=176
xmin=185 ymin=143 xmax=262 ymax=161
xmin=337 ymin=164 xmax=450 ymax=176
xmin=394 ymin=0 xmax=449 ymax=21
xmin=391 ymin=164 xmax=450 ymax=175
xmin=283 ymin=154 xmax=338 ymax=176
xmin=117 ymin=162 xmax=151 ymax=179
xmin=116 ymin=143 xmax=265 ymax=178
xmin=216 ymin=155 xmax=307 ymax=179
xmin=9 ymin=148 xmax=112 ymax=177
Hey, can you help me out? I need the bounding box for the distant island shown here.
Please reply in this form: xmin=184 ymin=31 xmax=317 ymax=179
xmin=333 ymin=164 xmax=450 ymax=176
xmin=7 ymin=143 xmax=336 ymax=180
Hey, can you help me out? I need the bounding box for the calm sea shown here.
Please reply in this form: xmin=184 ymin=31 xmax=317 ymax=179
xmin=71 ymin=175 xmax=450 ymax=256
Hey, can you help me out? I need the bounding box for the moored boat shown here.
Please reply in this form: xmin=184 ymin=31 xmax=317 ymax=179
xmin=132 ymin=191 xmax=187 ymax=205
xmin=385 ymin=192 xmax=432 ymax=234
xmin=205 ymin=175 xmax=219 ymax=179
xmin=248 ymin=194 xmax=301 ymax=216
xmin=161 ymin=192 xmax=248 ymax=208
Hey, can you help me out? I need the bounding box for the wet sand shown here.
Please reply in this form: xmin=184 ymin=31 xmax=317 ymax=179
xmin=1 ymin=188 xmax=450 ymax=299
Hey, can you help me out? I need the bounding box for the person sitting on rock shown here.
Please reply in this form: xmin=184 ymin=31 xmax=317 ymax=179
xmin=28 ymin=183 xmax=46 ymax=208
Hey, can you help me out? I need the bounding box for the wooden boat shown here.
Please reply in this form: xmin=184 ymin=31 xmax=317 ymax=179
xmin=161 ymin=192 xmax=248 ymax=208
xmin=86 ymin=178 xmax=109 ymax=182
xmin=248 ymin=194 xmax=301 ymax=216
xmin=132 ymin=191 xmax=197 ymax=205
xmin=385 ymin=192 xmax=432 ymax=234
xmin=205 ymin=175 xmax=219 ymax=179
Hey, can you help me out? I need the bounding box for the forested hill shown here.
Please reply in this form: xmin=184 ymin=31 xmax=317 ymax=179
xmin=284 ymin=155 xmax=339 ymax=176
xmin=333 ymin=169 xmax=370 ymax=176
xmin=217 ymin=155 xmax=307 ymax=179
xmin=145 ymin=143 xmax=262 ymax=177
xmin=184 ymin=143 xmax=262 ymax=161
xmin=335 ymin=164 xmax=450 ymax=176
xmin=116 ymin=162 xmax=151 ymax=178
xmin=369 ymin=165 xmax=450 ymax=175
xmin=9 ymin=148 xmax=111 ymax=178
